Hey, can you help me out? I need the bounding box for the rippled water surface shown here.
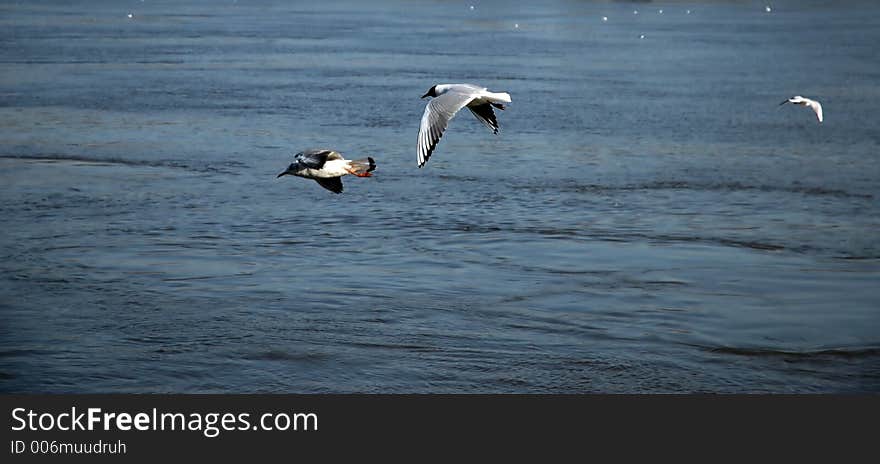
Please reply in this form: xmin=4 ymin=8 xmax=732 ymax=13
xmin=1 ymin=0 xmax=879 ymax=393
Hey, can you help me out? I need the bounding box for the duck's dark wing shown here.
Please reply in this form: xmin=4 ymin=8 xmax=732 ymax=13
xmin=296 ymin=149 xmax=342 ymax=169
xmin=314 ymin=177 xmax=343 ymax=194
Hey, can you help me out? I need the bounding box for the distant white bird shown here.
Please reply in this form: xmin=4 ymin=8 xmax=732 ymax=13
xmin=780 ymin=96 xmax=823 ymax=123
xmin=276 ymin=149 xmax=376 ymax=194
xmin=417 ymin=83 xmax=512 ymax=168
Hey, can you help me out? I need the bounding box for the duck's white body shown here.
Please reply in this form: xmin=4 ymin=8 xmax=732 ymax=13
xmin=296 ymin=159 xmax=354 ymax=179
xmin=277 ymin=149 xmax=376 ymax=194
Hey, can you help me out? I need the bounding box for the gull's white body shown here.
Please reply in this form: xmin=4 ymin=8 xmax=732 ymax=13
xmin=417 ymin=83 xmax=512 ymax=168
xmin=432 ymin=84 xmax=511 ymax=104
xmin=781 ymin=95 xmax=823 ymax=123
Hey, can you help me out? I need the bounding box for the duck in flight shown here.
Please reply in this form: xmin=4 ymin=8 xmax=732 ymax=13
xmin=780 ymin=95 xmax=823 ymax=123
xmin=276 ymin=149 xmax=375 ymax=194
xmin=417 ymin=83 xmax=512 ymax=168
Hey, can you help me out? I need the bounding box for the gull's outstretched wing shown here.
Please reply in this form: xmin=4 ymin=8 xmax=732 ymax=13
xmin=417 ymin=91 xmax=477 ymax=168
xmin=808 ymin=100 xmax=823 ymax=122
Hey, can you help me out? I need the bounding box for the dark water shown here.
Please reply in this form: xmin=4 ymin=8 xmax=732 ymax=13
xmin=1 ymin=0 xmax=878 ymax=393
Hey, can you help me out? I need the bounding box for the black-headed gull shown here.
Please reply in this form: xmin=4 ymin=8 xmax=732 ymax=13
xmin=780 ymin=95 xmax=823 ymax=123
xmin=276 ymin=149 xmax=376 ymax=194
xmin=417 ymin=83 xmax=512 ymax=168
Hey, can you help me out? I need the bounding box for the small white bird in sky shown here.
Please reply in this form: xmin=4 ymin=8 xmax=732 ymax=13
xmin=276 ymin=149 xmax=376 ymax=194
xmin=417 ymin=83 xmax=512 ymax=168
xmin=780 ymin=96 xmax=823 ymax=123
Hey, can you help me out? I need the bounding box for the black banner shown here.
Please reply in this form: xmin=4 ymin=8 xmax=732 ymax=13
xmin=2 ymin=395 xmax=877 ymax=461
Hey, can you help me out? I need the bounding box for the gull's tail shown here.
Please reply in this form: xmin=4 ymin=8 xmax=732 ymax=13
xmin=347 ymin=157 xmax=376 ymax=177
xmin=486 ymin=91 xmax=512 ymax=104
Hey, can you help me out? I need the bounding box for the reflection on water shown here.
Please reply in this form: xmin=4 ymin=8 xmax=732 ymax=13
xmin=1 ymin=0 xmax=878 ymax=393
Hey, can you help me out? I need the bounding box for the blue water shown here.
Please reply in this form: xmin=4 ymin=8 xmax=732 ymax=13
xmin=1 ymin=0 xmax=878 ymax=393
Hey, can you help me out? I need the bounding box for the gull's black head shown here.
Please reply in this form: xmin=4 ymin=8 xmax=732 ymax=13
xmin=421 ymin=85 xmax=437 ymax=99
xmin=276 ymin=162 xmax=298 ymax=178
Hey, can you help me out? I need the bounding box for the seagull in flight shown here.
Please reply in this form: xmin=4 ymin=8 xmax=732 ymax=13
xmin=276 ymin=149 xmax=376 ymax=194
xmin=417 ymin=83 xmax=512 ymax=168
xmin=780 ymin=95 xmax=823 ymax=123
